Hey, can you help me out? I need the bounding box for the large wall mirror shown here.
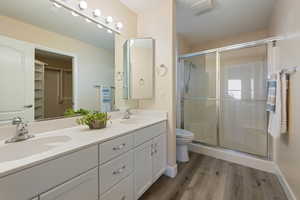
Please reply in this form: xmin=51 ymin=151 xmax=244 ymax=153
xmin=123 ymin=38 xmax=154 ymax=100
xmin=0 ymin=0 xmax=118 ymax=124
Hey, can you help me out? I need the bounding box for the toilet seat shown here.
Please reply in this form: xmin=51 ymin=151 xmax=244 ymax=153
xmin=176 ymin=129 xmax=194 ymax=139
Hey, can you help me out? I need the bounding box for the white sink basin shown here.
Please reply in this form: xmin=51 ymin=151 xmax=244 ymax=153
xmin=0 ymin=135 xmax=71 ymax=162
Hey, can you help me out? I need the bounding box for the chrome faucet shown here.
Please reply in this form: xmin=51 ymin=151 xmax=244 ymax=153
xmin=5 ymin=117 xmax=34 ymax=143
xmin=122 ymin=108 xmax=132 ymax=119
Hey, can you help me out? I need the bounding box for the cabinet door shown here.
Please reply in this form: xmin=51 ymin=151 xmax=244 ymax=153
xmin=40 ymin=168 xmax=98 ymax=200
xmin=134 ymin=140 xmax=153 ymax=200
xmin=101 ymin=175 xmax=133 ymax=200
xmin=152 ymin=134 xmax=167 ymax=182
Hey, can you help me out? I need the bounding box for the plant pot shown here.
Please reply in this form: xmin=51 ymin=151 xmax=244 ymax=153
xmin=88 ymin=120 xmax=107 ymax=129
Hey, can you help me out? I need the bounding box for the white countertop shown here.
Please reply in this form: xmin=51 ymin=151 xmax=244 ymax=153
xmin=0 ymin=110 xmax=167 ymax=178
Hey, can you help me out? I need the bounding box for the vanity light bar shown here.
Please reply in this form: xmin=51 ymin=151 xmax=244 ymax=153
xmin=49 ymin=0 xmax=121 ymax=34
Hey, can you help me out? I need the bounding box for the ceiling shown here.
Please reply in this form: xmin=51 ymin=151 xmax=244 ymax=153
xmin=119 ymin=0 xmax=161 ymax=14
xmin=177 ymin=0 xmax=275 ymax=47
xmin=0 ymin=0 xmax=114 ymax=50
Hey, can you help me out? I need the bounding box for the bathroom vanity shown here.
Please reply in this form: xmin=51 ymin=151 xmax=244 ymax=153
xmin=0 ymin=1 xmax=164 ymax=200
xmin=0 ymin=111 xmax=167 ymax=200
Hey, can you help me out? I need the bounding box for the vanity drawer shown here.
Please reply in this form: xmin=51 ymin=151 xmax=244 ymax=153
xmin=40 ymin=168 xmax=98 ymax=200
xmin=99 ymin=151 xmax=133 ymax=194
xmin=101 ymin=174 xmax=133 ymax=200
xmin=134 ymin=122 xmax=166 ymax=147
xmin=100 ymin=134 xmax=133 ymax=164
xmin=0 ymin=145 xmax=98 ymax=200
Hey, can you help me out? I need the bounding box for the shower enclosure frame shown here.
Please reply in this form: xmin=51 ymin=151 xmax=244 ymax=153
xmin=179 ymin=37 xmax=281 ymax=160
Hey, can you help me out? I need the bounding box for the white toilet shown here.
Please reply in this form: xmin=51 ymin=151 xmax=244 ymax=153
xmin=176 ymin=128 xmax=194 ymax=162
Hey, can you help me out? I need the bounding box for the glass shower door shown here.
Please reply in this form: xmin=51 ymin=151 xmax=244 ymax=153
xmin=219 ymin=45 xmax=268 ymax=156
xmin=183 ymin=52 xmax=218 ymax=146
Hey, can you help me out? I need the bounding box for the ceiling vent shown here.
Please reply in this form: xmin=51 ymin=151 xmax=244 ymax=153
xmin=192 ymin=0 xmax=214 ymax=15
xmin=177 ymin=0 xmax=214 ymax=15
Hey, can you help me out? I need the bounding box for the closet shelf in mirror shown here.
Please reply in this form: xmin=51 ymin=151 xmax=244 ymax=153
xmin=34 ymin=60 xmax=46 ymax=120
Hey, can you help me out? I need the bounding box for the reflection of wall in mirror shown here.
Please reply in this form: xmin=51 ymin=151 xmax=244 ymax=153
xmin=114 ymin=35 xmax=139 ymax=109
xmin=131 ymin=42 xmax=153 ymax=99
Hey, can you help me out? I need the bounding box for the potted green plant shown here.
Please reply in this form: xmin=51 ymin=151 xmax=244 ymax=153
xmin=64 ymin=108 xmax=90 ymax=117
xmin=76 ymin=112 xmax=110 ymax=129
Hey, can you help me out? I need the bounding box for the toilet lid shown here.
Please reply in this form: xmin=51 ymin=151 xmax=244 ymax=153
xmin=176 ymin=129 xmax=194 ymax=139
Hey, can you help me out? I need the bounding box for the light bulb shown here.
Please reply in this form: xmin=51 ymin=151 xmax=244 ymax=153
xmin=79 ymin=0 xmax=87 ymax=10
xmin=107 ymin=29 xmax=113 ymax=34
xmin=53 ymin=3 xmax=62 ymax=8
xmin=93 ymin=9 xmax=101 ymax=17
xmin=85 ymin=18 xmax=91 ymax=23
xmin=116 ymin=22 xmax=123 ymax=30
xmin=97 ymin=24 xmax=103 ymax=29
xmin=105 ymin=16 xmax=113 ymax=24
xmin=71 ymin=11 xmax=79 ymax=17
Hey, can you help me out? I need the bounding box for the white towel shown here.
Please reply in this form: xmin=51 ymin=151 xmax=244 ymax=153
xmin=268 ymin=72 xmax=289 ymax=137
xmin=268 ymin=72 xmax=282 ymax=137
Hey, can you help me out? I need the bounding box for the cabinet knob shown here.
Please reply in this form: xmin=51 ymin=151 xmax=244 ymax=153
xmin=113 ymin=143 xmax=126 ymax=151
xmin=151 ymin=144 xmax=154 ymax=156
xmin=113 ymin=165 xmax=126 ymax=175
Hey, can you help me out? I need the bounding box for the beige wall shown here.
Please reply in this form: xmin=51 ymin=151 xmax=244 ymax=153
xmin=190 ymin=29 xmax=269 ymax=52
xmin=269 ymin=0 xmax=300 ymax=198
xmin=177 ymin=34 xmax=191 ymax=55
xmin=136 ymin=0 xmax=177 ymax=168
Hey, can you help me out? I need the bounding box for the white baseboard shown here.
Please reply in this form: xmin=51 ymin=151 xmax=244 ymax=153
xmin=164 ymin=164 xmax=178 ymax=178
xmin=189 ymin=143 xmax=276 ymax=173
xmin=275 ymin=165 xmax=296 ymax=200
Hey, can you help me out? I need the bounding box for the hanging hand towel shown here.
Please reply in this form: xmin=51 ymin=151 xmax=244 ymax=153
xmin=266 ymin=75 xmax=277 ymax=112
xmin=280 ymin=72 xmax=289 ymax=133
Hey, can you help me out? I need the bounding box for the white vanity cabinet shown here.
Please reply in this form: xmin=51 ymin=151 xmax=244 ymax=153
xmin=0 ymin=145 xmax=98 ymax=200
xmin=134 ymin=134 xmax=166 ymax=200
xmin=0 ymin=121 xmax=167 ymax=200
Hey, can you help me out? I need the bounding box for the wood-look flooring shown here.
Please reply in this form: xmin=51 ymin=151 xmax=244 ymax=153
xmin=140 ymin=153 xmax=287 ymax=200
